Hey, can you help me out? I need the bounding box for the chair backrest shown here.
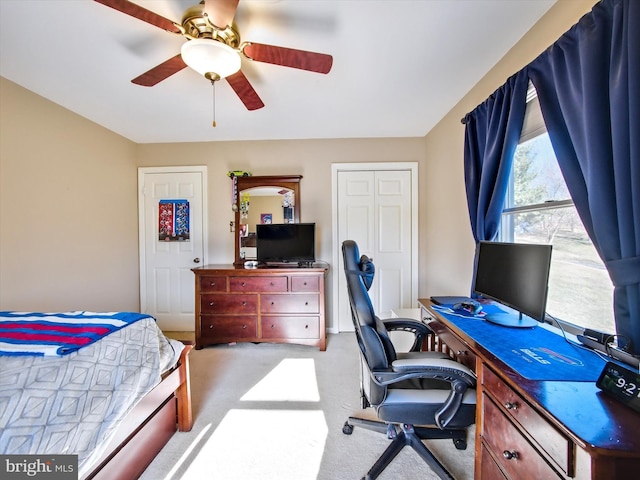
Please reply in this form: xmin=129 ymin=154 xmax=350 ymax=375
xmin=342 ymin=240 xmax=397 ymax=405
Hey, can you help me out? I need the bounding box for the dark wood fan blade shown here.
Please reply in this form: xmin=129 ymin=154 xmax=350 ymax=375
xmin=242 ymin=43 xmax=333 ymax=74
xmin=94 ymin=0 xmax=180 ymax=33
xmin=226 ymin=71 xmax=265 ymax=110
xmin=132 ymin=54 xmax=187 ymax=87
xmin=203 ymin=0 xmax=239 ymax=29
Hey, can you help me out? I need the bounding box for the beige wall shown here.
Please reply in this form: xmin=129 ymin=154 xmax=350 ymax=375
xmin=0 ymin=77 xmax=139 ymax=311
xmin=0 ymin=0 xmax=596 ymax=328
xmin=136 ymin=138 xmax=427 ymax=329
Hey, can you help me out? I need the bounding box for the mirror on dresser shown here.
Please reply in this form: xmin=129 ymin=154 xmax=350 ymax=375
xmin=233 ymin=175 xmax=301 ymax=265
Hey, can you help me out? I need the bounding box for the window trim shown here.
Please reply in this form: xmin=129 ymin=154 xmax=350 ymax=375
xmin=502 ymin=198 xmax=574 ymax=215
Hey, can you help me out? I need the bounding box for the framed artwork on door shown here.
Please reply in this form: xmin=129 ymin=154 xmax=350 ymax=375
xmin=158 ymin=199 xmax=190 ymax=241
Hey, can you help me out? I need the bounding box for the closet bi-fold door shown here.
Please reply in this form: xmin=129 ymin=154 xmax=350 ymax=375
xmin=334 ymin=165 xmax=416 ymax=333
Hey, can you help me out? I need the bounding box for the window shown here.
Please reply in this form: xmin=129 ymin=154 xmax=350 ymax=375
xmin=499 ymin=88 xmax=615 ymax=335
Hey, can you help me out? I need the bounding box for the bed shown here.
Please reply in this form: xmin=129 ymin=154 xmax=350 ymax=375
xmin=0 ymin=311 xmax=193 ymax=479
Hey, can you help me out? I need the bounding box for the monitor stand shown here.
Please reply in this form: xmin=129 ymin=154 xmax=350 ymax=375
xmin=484 ymin=311 xmax=538 ymax=328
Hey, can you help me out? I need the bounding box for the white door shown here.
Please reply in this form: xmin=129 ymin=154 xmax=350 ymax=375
xmin=332 ymin=163 xmax=417 ymax=332
xmin=138 ymin=166 xmax=208 ymax=331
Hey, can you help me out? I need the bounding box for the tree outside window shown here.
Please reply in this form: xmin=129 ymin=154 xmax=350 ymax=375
xmin=501 ymin=131 xmax=614 ymax=334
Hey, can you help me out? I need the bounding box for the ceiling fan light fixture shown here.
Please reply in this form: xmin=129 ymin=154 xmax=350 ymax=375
xmin=181 ymin=38 xmax=241 ymax=80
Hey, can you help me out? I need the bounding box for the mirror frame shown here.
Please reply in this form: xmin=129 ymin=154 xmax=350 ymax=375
xmin=234 ymin=175 xmax=302 ymax=265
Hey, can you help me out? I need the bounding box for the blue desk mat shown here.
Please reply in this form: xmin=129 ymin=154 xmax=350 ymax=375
xmin=431 ymin=304 xmax=606 ymax=382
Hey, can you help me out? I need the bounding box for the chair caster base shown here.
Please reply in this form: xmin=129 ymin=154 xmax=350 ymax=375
xmin=342 ymin=421 xmax=354 ymax=435
xmin=453 ymin=437 xmax=467 ymax=450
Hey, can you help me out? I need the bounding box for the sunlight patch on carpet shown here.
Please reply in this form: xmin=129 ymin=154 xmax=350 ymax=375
xmin=162 ymin=423 xmax=212 ymax=480
xmin=241 ymin=358 xmax=320 ymax=402
xmin=180 ymin=409 xmax=328 ymax=480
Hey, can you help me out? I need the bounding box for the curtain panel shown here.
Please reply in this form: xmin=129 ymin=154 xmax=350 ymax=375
xmin=462 ymin=71 xmax=529 ymax=243
xmin=463 ymin=0 xmax=639 ymax=354
xmin=528 ymin=0 xmax=640 ymax=354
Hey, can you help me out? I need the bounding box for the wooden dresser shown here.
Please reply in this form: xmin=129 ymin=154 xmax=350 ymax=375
xmin=192 ymin=264 xmax=328 ymax=351
xmin=419 ymin=299 xmax=640 ymax=480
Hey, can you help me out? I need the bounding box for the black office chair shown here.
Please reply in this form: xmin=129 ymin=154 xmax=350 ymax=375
xmin=341 ymin=240 xmax=476 ymax=480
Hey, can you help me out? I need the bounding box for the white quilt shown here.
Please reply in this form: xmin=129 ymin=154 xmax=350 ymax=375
xmin=0 ymin=316 xmax=184 ymax=477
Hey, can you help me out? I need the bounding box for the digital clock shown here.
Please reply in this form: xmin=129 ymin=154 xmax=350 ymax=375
xmin=596 ymin=361 xmax=640 ymax=414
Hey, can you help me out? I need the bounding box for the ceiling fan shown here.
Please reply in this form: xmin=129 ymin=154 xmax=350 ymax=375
xmin=94 ymin=0 xmax=333 ymax=111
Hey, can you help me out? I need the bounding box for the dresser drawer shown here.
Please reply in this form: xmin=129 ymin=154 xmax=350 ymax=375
xmin=483 ymin=395 xmax=561 ymax=479
xmin=261 ymin=294 xmax=319 ymax=314
xmin=201 ymin=294 xmax=258 ymax=314
xmin=200 ymin=315 xmax=257 ymax=340
xmin=261 ymin=316 xmax=320 ymax=339
xmin=291 ymin=276 xmax=320 ymax=292
xmin=199 ymin=276 xmax=227 ymax=292
xmin=229 ymin=276 xmax=288 ymax=292
xmin=483 ymin=366 xmax=570 ymax=475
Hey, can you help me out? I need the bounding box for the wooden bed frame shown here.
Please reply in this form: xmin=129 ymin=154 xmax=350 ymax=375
xmin=83 ymin=343 xmax=193 ymax=480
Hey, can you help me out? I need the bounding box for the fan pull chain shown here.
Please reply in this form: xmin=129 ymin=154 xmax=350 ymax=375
xmin=211 ymin=78 xmax=217 ymax=128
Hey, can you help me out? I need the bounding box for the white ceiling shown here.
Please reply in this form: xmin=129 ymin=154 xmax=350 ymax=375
xmin=0 ymin=0 xmax=556 ymax=144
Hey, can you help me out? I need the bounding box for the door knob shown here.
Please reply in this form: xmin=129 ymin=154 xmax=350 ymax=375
xmin=193 ymin=258 xmax=200 ymax=263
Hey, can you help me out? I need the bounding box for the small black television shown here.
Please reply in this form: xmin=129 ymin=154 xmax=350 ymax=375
xmin=474 ymin=241 xmax=552 ymax=328
xmin=256 ymin=223 xmax=316 ymax=264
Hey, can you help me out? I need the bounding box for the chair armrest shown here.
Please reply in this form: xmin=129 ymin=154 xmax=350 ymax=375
xmin=381 ymin=317 xmax=433 ymax=352
xmin=392 ymin=357 xmax=475 ymax=377
xmin=371 ymin=357 xmax=476 ymax=388
xmin=372 ymin=357 xmax=477 ymax=429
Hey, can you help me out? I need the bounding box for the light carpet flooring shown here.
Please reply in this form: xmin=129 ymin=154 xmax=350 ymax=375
xmin=141 ymin=333 xmax=475 ymax=480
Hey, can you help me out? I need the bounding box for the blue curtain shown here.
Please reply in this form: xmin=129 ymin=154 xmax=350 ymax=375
xmin=463 ymin=71 xmax=529 ymax=243
xmin=527 ymin=0 xmax=639 ymax=354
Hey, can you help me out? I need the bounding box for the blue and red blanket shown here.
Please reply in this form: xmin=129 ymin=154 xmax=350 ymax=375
xmin=0 ymin=311 xmax=154 ymax=356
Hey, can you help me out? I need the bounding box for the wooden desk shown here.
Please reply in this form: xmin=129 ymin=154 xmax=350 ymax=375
xmin=418 ymin=298 xmax=640 ymax=480
xmin=193 ymin=264 xmax=328 ymax=351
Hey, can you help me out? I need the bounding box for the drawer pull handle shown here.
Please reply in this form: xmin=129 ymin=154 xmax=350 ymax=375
xmin=271 ymin=301 xmax=275 ymax=305
xmin=502 ymin=450 xmax=518 ymax=460
xmin=242 ymin=324 xmax=247 ymax=329
xmin=304 ymin=282 xmax=308 ymax=285
xmin=271 ymin=324 xmax=275 ymax=329
xmin=241 ymin=301 xmax=247 ymax=306
xmin=210 ymin=282 xmax=216 ymax=286
xmin=504 ymin=402 xmax=518 ymax=410
xmin=456 ymin=350 xmax=467 ymax=356
xmin=242 ymin=282 xmax=246 ymax=287
xmin=209 ymin=302 xmax=215 ymax=306
xmin=270 ymin=282 xmax=275 ymax=286
xmin=208 ymin=325 xmax=213 ymax=329
xmin=305 ymin=302 xmax=309 ymax=306
xmin=305 ymin=325 xmax=309 ymax=329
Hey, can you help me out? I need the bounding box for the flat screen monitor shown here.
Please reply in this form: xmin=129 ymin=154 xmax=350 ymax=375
xmin=474 ymin=241 xmax=552 ymax=328
xmin=256 ymin=223 xmax=316 ymax=264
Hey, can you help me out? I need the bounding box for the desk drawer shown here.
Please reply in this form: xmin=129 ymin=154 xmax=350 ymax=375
xmin=261 ymin=294 xmax=319 ymax=314
xmin=261 ymin=316 xmax=320 ymax=339
xmin=483 ymin=395 xmax=561 ymax=479
xmin=480 ymin=443 xmax=508 ymax=480
xmin=425 ymin=315 xmax=476 ymax=371
xmin=201 ymin=294 xmax=257 ymax=314
xmin=483 ymin=366 xmax=570 ymax=475
xmin=230 ymin=276 xmax=288 ymax=292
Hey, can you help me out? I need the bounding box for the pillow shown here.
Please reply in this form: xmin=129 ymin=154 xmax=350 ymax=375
xmin=359 ymin=255 xmax=375 ymax=291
